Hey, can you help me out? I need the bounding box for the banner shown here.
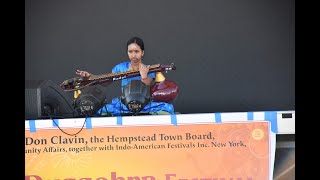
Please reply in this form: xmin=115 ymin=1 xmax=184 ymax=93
xmin=26 ymin=121 xmax=271 ymax=180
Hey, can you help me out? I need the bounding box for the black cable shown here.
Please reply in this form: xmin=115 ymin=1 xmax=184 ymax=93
xmin=47 ymin=107 xmax=88 ymax=137
xmin=96 ymin=104 xmax=111 ymax=117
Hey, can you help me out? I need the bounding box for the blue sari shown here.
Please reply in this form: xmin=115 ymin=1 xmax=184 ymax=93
xmin=96 ymin=62 xmax=174 ymax=116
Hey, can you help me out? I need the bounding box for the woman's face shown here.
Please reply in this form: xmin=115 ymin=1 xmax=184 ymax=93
xmin=127 ymin=43 xmax=144 ymax=64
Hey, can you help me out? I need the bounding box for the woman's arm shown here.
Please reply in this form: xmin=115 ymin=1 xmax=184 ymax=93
xmin=139 ymin=63 xmax=153 ymax=85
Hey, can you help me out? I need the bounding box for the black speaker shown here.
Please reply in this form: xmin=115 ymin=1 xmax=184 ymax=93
xmin=74 ymin=85 xmax=106 ymax=117
xmin=120 ymin=80 xmax=151 ymax=115
xmin=25 ymin=80 xmax=75 ymax=120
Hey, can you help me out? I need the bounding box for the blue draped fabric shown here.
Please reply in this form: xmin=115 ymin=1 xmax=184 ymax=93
xmin=96 ymin=62 xmax=175 ymax=116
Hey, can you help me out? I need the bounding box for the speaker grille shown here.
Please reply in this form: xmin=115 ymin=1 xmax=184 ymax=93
xmin=25 ymin=88 xmax=41 ymax=119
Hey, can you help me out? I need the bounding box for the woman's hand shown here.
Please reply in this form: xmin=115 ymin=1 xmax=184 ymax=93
xmin=139 ymin=63 xmax=150 ymax=79
xmin=139 ymin=63 xmax=152 ymax=85
xmin=76 ymin=70 xmax=91 ymax=78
